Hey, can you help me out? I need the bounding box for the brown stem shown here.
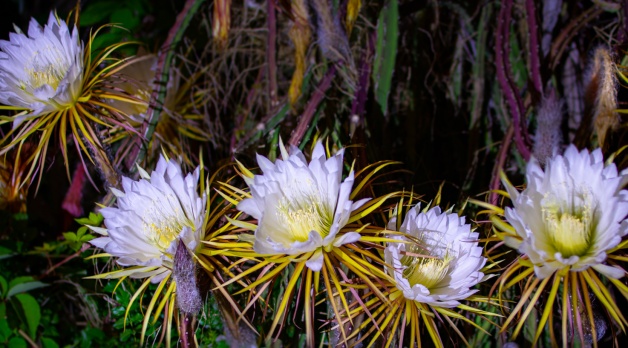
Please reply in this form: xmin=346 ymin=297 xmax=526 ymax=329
xmin=489 ymin=125 xmax=514 ymax=206
xmin=230 ymin=68 xmax=265 ymax=158
xmin=289 ymin=66 xmax=337 ymax=147
xmin=17 ymin=329 xmax=38 ymax=348
xmin=87 ymin=134 xmax=120 ymax=189
xmin=130 ymin=0 xmax=205 ymax=174
xmin=549 ymin=7 xmax=603 ymax=70
xmin=38 ymin=243 xmax=90 ymax=280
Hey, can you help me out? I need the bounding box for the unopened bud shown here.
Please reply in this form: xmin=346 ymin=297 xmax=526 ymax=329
xmin=174 ymin=239 xmax=202 ymax=315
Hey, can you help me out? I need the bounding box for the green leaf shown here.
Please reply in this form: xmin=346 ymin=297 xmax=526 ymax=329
xmin=8 ymin=337 xmax=26 ymax=348
xmin=0 ymin=318 xmax=10 ymax=342
xmin=0 ymin=246 xmax=13 ymax=260
xmin=76 ymin=227 xmax=87 ymax=238
xmin=111 ymin=8 xmax=141 ymax=32
xmin=372 ymin=0 xmax=398 ymax=116
xmin=8 ymin=277 xmax=34 ymax=290
xmin=13 ymin=293 xmax=40 ymax=339
xmin=75 ymin=218 xmax=91 ymax=225
xmin=0 ymin=303 xmax=10 ymax=341
xmin=79 ymin=235 xmax=94 ymax=243
xmin=12 ymin=213 xmax=28 ymax=221
xmin=80 ymin=1 xmax=117 ymax=26
xmin=76 ymin=212 xmax=103 ymax=226
xmin=41 ymin=337 xmax=59 ymax=348
xmin=7 ymin=282 xmax=48 ymax=299
xmin=63 ymin=232 xmax=77 ymax=243
xmin=0 ymin=275 xmax=7 ymax=297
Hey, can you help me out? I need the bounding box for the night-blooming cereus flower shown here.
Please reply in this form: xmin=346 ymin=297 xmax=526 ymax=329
xmin=503 ymin=145 xmax=628 ymax=279
xmin=0 ymin=12 xmax=83 ymax=126
xmin=237 ymin=141 xmax=369 ymax=271
xmin=89 ymin=155 xmax=206 ymax=283
xmin=385 ymin=204 xmax=486 ymax=308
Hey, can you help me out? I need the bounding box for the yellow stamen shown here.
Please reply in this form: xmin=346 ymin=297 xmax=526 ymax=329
xmin=142 ymin=195 xmax=195 ymax=252
xmin=545 ymin=210 xmax=592 ymax=258
xmin=542 ymin=189 xmax=596 ymax=258
xmin=277 ymin=197 xmax=332 ymax=242
xmin=401 ymin=243 xmax=452 ymax=289
xmin=26 ymin=48 xmax=68 ymax=90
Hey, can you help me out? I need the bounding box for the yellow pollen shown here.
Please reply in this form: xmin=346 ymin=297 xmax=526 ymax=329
xmin=28 ymin=65 xmax=63 ymax=90
xmin=142 ymin=196 xmax=195 ymax=252
xmin=545 ymin=211 xmax=592 ymax=258
xmin=146 ymin=219 xmax=185 ymax=251
xmin=401 ymin=243 xmax=452 ymax=290
xmin=276 ymin=195 xmax=332 ymax=243
xmin=25 ymin=48 xmax=68 ymax=90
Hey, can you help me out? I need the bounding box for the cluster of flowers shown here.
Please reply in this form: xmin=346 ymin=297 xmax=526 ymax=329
xmin=2 ymin=12 xmax=628 ymax=348
xmin=88 ymin=141 xmax=628 ymax=347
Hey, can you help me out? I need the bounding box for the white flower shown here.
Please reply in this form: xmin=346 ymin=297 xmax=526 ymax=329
xmin=0 ymin=12 xmax=84 ymax=126
xmin=90 ymin=155 xmax=206 ymax=283
xmin=503 ymin=145 xmax=628 ymax=279
xmin=385 ymin=205 xmax=486 ymax=308
xmin=237 ymin=141 xmax=369 ymax=271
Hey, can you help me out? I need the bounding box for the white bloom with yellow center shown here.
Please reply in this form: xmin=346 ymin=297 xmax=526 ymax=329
xmin=90 ymin=155 xmax=205 ymax=283
xmin=237 ymin=141 xmax=369 ymax=271
xmin=0 ymin=12 xmax=84 ymax=125
xmin=385 ymin=205 xmax=486 ymax=308
xmin=503 ymin=145 xmax=628 ymax=279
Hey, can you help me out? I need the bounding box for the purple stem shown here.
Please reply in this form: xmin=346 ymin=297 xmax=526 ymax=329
xmin=525 ymin=0 xmax=543 ymax=96
xmin=267 ymin=0 xmax=278 ymax=111
xmin=288 ymin=65 xmax=337 ymax=147
xmin=350 ymin=35 xmax=374 ymax=119
xmin=495 ymin=0 xmax=531 ymax=161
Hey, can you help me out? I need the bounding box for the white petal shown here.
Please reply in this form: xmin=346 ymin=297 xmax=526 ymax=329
xmin=305 ymin=250 xmax=324 ymax=271
xmin=592 ymin=264 xmax=625 ymax=279
xmin=332 ymin=232 xmax=361 ymax=247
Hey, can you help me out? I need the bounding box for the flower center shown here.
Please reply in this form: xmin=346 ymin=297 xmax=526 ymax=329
xmin=401 ymin=243 xmax=452 ymax=290
xmin=146 ymin=219 xmax=185 ymax=251
xmin=542 ymin=189 xmax=596 ymax=258
xmin=545 ymin=211 xmax=592 ymax=258
xmin=26 ymin=49 xmax=68 ymax=90
xmin=141 ymin=196 xmax=195 ymax=252
xmin=277 ymin=197 xmax=332 ymax=242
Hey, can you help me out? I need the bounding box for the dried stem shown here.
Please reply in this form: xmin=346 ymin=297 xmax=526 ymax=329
xmin=38 ymin=243 xmax=91 ymax=280
xmin=549 ymin=6 xmax=603 ymax=70
xmin=289 ymin=65 xmax=337 ymax=147
xmin=489 ymin=125 xmax=514 ymax=206
xmin=130 ymin=0 xmax=206 ymax=174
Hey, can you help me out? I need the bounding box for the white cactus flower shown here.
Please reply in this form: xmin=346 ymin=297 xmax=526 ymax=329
xmin=237 ymin=141 xmax=369 ymax=271
xmin=90 ymin=155 xmax=206 ymax=283
xmin=385 ymin=205 xmax=486 ymax=308
xmin=503 ymin=145 xmax=628 ymax=279
xmin=0 ymin=12 xmax=84 ymax=126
